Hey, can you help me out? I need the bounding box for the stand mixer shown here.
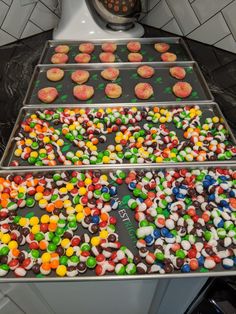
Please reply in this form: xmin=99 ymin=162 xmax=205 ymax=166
xmin=53 ymin=0 xmax=144 ymax=40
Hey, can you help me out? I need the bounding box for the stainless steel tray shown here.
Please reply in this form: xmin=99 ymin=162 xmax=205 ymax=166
xmin=1 ymin=102 xmax=235 ymax=169
xmin=38 ymin=37 xmax=193 ymax=64
xmin=23 ymin=62 xmax=213 ymax=105
xmin=0 ymin=163 xmax=235 ymax=282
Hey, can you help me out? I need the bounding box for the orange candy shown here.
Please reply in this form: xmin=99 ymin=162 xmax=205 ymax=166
xmin=100 ymin=212 xmax=109 ymax=222
xmin=39 ymin=240 xmax=48 ymax=251
xmin=48 ymin=223 xmax=57 ymax=232
xmin=46 ymin=203 xmax=55 ymax=213
xmin=54 ymin=200 xmax=63 ymax=209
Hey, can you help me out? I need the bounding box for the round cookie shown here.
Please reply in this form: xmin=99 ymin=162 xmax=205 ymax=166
xmin=135 ymin=83 xmax=154 ymax=100
xmin=101 ymin=68 xmax=119 ymax=81
xmin=172 ymin=82 xmax=192 ymax=98
xmin=102 ymin=43 xmax=117 ymax=53
xmin=51 ymin=53 xmax=68 ymax=64
xmin=79 ymin=42 xmax=95 ymax=54
xmin=38 ymin=87 xmax=58 ymax=103
xmin=137 ymin=65 xmax=155 ymax=78
xmin=127 ymin=41 xmax=141 ymax=52
xmin=105 ymin=83 xmax=122 ymax=98
xmin=99 ymin=52 xmax=116 ymax=63
xmin=75 ymin=53 xmax=91 ymax=63
xmin=128 ymin=53 xmax=143 ymax=62
xmin=154 ymin=43 xmax=170 ymax=53
xmin=71 ymin=70 xmax=90 ymax=84
xmin=73 ymin=85 xmax=94 ymax=100
xmin=161 ymin=52 xmax=177 ymax=62
xmin=54 ymin=45 xmax=70 ymax=54
xmin=46 ymin=68 xmax=64 ymax=82
xmin=169 ymin=67 xmax=186 ymax=80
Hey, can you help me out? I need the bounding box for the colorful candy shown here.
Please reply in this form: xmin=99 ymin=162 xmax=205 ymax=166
xmin=11 ymin=106 xmax=236 ymax=167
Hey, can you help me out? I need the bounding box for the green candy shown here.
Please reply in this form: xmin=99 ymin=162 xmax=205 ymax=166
xmin=176 ymin=249 xmax=185 ymax=259
xmin=0 ymin=246 xmax=9 ymax=256
xmin=47 ymin=243 xmax=57 ymax=252
xmin=52 ymin=236 xmax=61 ymax=245
xmin=115 ymin=264 xmax=126 ymax=275
xmin=31 ymin=249 xmax=40 ymax=259
xmin=86 ymin=256 xmax=96 ymax=268
xmin=26 ymin=198 xmax=35 ymax=207
xmin=34 ymin=232 xmax=45 ymax=242
xmin=204 ymin=230 xmax=212 ymax=241
xmin=126 ymin=263 xmax=136 ymax=275
xmin=70 ymin=256 xmax=79 ymax=264
xmin=156 ymin=252 xmax=164 ymax=261
xmin=139 ymin=220 xmax=149 ymax=227
xmin=59 ymin=256 xmax=68 ymax=265
xmin=81 ymin=243 xmax=90 ymax=251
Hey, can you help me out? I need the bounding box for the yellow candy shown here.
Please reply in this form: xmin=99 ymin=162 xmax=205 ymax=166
xmin=63 ymin=199 xmax=72 ymax=208
xmin=76 ymin=212 xmax=84 ymax=221
xmin=56 ymin=265 xmax=67 ymax=277
xmin=1 ymin=234 xmax=11 ymax=244
xmin=99 ymin=230 xmax=108 ymax=239
xmin=102 ymin=156 xmax=110 ymax=163
xmin=0 ymin=232 xmax=3 ymax=240
xmin=86 ymin=141 xmax=92 ymax=148
xmin=30 ymin=151 xmax=38 ymax=158
xmin=202 ymin=124 xmax=209 ymax=131
xmin=115 ymin=136 xmax=121 ymax=143
xmin=43 ymin=136 xmax=50 ymax=144
xmin=115 ymin=145 xmax=122 ymax=152
xmin=39 ymin=199 xmax=48 ymax=208
xmin=75 ymin=204 xmax=84 ymax=212
xmin=35 ymin=192 xmax=43 ymax=201
xmin=57 ymin=139 xmax=64 ymax=146
xmin=29 ymin=216 xmax=39 ymax=226
xmin=159 ymin=116 xmax=166 ymax=123
xmin=41 ymin=214 xmax=50 ymax=224
xmin=78 ymin=187 xmax=87 ymax=196
xmin=61 ymin=238 xmax=70 ymax=249
xmin=84 ymin=178 xmax=92 ymax=186
xmin=31 ymin=225 xmax=40 ymax=234
xmin=25 ymin=139 xmax=33 ymax=146
xmin=42 ymin=252 xmax=51 ymax=263
xmin=66 ymin=206 xmax=75 ymax=214
xmin=29 ymin=132 xmax=36 ymax=138
xmin=69 ymin=124 xmax=76 ymax=131
xmin=196 ymin=110 xmax=202 ymax=116
xmin=66 ymin=247 xmax=74 ymax=257
xmin=156 ymin=157 xmax=163 ymax=163
xmin=185 ymin=154 xmax=194 ymax=161
xmin=39 ymin=148 xmax=46 ymax=154
xmin=18 ymin=186 xmax=26 ymax=194
xmin=90 ymin=145 xmax=97 ymax=151
xmin=196 ymin=141 xmax=203 ymax=147
xmin=66 ymin=183 xmax=74 ymax=191
xmin=59 ymin=187 xmax=67 ymax=194
xmin=14 ymin=149 xmax=22 ymax=157
xmin=8 ymin=240 xmax=18 ymax=250
xmin=91 ymin=236 xmax=100 ymax=246
xmin=79 ymin=108 xmax=85 ymax=115
xmin=212 ymin=116 xmax=220 ymax=123
xmin=170 ymin=152 xmax=176 ymax=158
xmin=30 ymin=114 xmax=37 ymax=119
xmin=49 ymin=215 xmax=59 ymax=223
xmin=100 ymin=175 xmax=108 ymax=181
xmin=76 ymin=151 xmax=83 ymax=158
xmin=48 ymin=154 xmax=55 ymax=160
xmin=19 ymin=217 xmax=28 ymax=227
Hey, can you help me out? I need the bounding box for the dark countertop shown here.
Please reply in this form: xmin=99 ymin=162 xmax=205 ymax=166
xmin=0 ymin=25 xmax=236 ymax=157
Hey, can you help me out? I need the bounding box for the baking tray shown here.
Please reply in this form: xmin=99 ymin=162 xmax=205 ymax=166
xmin=38 ymin=37 xmax=193 ymax=64
xmin=0 ymin=163 xmax=236 ymax=282
xmin=1 ymin=102 xmax=235 ymax=169
xmin=23 ymin=62 xmax=213 ymax=105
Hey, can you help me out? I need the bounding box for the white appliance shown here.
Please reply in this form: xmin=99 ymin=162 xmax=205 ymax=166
xmin=53 ymin=0 xmax=144 ymax=40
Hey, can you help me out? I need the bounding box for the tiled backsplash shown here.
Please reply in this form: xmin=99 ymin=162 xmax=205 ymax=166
xmin=142 ymin=0 xmax=236 ymax=53
xmin=0 ymin=0 xmax=59 ymax=46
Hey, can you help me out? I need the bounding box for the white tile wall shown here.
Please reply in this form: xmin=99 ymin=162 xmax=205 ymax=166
xmin=191 ymin=0 xmax=233 ymax=23
xmin=142 ymin=0 xmax=173 ymax=29
xmin=166 ymin=0 xmax=200 ymax=35
xmin=144 ymin=0 xmax=236 ymax=53
xmin=188 ymin=13 xmax=230 ymax=44
xmin=0 ymin=0 xmax=59 ymax=46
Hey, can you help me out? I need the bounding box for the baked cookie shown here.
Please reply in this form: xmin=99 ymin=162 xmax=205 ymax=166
xmin=105 ymin=83 xmax=122 ymax=98
xmin=38 ymin=87 xmax=58 ymax=103
xmin=73 ymin=85 xmax=94 ymax=100
xmin=51 ymin=53 xmax=68 ymax=64
xmin=135 ymin=83 xmax=154 ymax=100
xmin=172 ymin=82 xmax=192 ymax=98
xmin=71 ymin=70 xmax=90 ymax=84
xmin=46 ymin=68 xmax=65 ymax=81
xmin=101 ymin=67 xmax=119 ymax=81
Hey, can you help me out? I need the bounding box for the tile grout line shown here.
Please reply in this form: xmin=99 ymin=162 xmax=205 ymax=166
xmin=220 ymin=10 xmax=236 ymax=42
xmin=213 ymin=33 xmax=231 ymax=46
xmin=18 ymin=1 xmax=38 ymax=39
xmin=164 ymin=0 xmax=185 ymax=35
xmin=28 ymin=19 xmax=44 ymax=32
xmin=0 ymin=1 xmax=12 ymax=29
xmin=185 ymin=0 xmax=235 ymax=36
xmin=189 ymin=1 xmax=201 ymax=24
xmin=38 ymin=0 xmax=60 ymax=17
xmin=160 ymin=17 xmax=176 ymax=30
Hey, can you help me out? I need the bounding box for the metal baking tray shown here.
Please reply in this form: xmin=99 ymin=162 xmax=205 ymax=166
xmin=0 ymin=163 xmax=235 ymax=282
xmin=38 ymin=37 xmax=193 ymax=64
xmin=1 ymin=102 xmax=235 ymax=169
xmin=23 ymin=62 xmax=213 ymax=105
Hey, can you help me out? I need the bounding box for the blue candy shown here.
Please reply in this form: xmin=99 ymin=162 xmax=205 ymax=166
xmin=91 ymin=215 xmax=99 ymax=224
xmin=110 ymin=199 xmax=119 ymax=210
xmin=109 ymin=186 xmax=117 ymax=196
xmin=173 ymin=187 xmax=179 ymax=195
xmin=161 ymin=228 xmax=169 ymax=237
xmin=208 ymin=194 xmax=215 ymax=201
xmin=145 ymin=235 xmax=154 ymax=246
xmin=181 ymin=264 xmax=191 ymax=273
xmin=101 ymin=186 xmax=109 ymax=193
xmin=128 ymin=182 xmax=136 ymax=190
xmin=197 ymin=256 xmax=204 ymax=266
xmin=153 ymin=229 xmax=161 ymax=239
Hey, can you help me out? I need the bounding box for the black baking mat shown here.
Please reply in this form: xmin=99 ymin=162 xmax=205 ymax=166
xmin=2 ymin=103 xmax=235 ymax=168
xmin=40 ymin=39 xmax=192 ymax=64
xmin=24 ymin=62 xmax=212 ymax=105
xmin=0 ymin=167 xmax=235 ymax=281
